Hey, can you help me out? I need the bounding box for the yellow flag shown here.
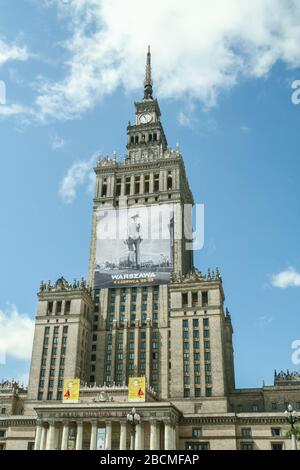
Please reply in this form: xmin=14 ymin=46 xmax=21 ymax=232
xmin=62 ymin=378 xmax=80 ymax=403
xmin=128 ymin=377 xmax=146 ymax=402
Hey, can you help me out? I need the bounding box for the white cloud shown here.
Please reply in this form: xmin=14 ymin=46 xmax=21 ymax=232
xmin=51 ymin=134 xmax=66 ymax=150
xmin=0 ymin=305 xmax=34 ymax=364
xmin=177 ymin=111 xmax=193 ymax=128
xmin=59 ymin=154 xmax=98 ymax=203
xmin=0 ymin=37 xmax=29 ymax=66
xmin=255 ymin=315 xmax=273 ymax=328
xmin=0 ymin=103 xmax=29 ymax=117
xmin=240 ymin=125 xmax=251 ymax=133
xmin=271 ymin=267 xmax=300 ymax=289
xmin=29 ymin=0 xmax=300 ymax=121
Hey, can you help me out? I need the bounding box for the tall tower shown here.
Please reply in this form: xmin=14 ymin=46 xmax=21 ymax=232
xmin=27 ymin=48 xmax=235 ymax=410
xmin=87 ymin=47 xmax=196 ymax=398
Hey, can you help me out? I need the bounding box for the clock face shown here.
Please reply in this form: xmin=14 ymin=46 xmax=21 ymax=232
xmin=140 ymin=113 xmax=152 ymax=124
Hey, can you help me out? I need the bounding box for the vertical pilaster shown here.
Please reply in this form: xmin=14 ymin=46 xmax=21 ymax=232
xmin=76 ymin=421 xmax=83 ymax=450
xmin=34 ymin=421 xmax=43 ymax=450
xmin=105 ymin=421 xmax=112 ymax=450
xmin=90 ymin=421 xmax=97 ymax=450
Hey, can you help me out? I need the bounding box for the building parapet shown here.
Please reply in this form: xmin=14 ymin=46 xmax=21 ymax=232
xmin=39 ymin=277 xmax=92 ymax=296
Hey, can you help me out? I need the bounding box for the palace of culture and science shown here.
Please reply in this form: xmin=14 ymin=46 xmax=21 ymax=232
xmin=1 ymin=48 xmax=300 ymax=451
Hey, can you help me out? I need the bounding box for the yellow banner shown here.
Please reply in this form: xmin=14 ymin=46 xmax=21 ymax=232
xmin=128 ymin=377 xmax=146 ymax=402
xmin=63 ymin=378 xmax=80 ymax=403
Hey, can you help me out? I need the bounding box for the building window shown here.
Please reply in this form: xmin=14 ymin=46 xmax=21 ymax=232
xmin=182 ymin=293 xmax=188 ymax=307
xmin=183 ymin=319 xmax=188 ymax=328
xmin=252 ymin=405 xmax=259 ymax=412
xmin=101 ymin=180 xmax=107 ymax=197
xmin=241 ymin=442 xmax=253 ymax=451
xmin=195 ymin=376 xmax=201 ymax=384
xmin=192 ymin=292 xmax=198 ymax=306
xmin=184 ymin=376 xmax=190 ymax=385
xmin=195 ymin=388 xmax=201 ymax=397
xmin=193 ymin=319 xmax=199 ymax=327
xmin=192 ymin=428 xmax=202 ymax=438
xmin=116 ymin=177 xmax=121 ymax=197
xmin=54 ymin=326 xmax=59 ymax=334
xmin=47 ymin=302 xmax=53 ymax=315
xmin=184 ymin=388 xmax=190 ymax=398
xmin=186 ymin=442 xmax=209 ymax=451
xmin=65 ymin=301 xmax=71 ymax=314
xmin=134 ymin=176 xmax=140 ymax=194
xmin=271 ymin=443 xmax=283 ymax=451
xmin=0 ymin=409 xmax=6 ymax=415
xmin=271 ymin=428 xmax=281 ymax=437
xmin=204 ymin=341 xmax=210 ymax=350
xmin=203 ymin=318 xmax=209 ymax=327
xmin=38 ymin=392 xmax=43 ymax=401
xmin=45 ymin=326 xmax=50 ymax=334
xmin=56 ymin=301 xmax=62 ymax=315
xmin=47 ymin=392 xmax=53 ymax=400
xmin=63 ymin=325 xmax=68 ymax=334
xmin=202 ymin=291 xmax=208 ymax=307
xmin=125 ymin=177 xmax=131 ymax=195
xmin=154 ymin=173 xmax=159 ymax=192
xmin=204 ymin=352 xmax=210 ymax=361
xmin=205 ymin=387 xmax=212 ymax=397
xmin=241 ymin=428 xmax=252 ymax=438
xmin=144 ymin=175 xmax=150 ymax=193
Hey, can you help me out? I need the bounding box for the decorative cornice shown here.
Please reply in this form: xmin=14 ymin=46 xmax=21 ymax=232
xmin=170 ymin=267 xmax=222 ymax=284
xmin=39 ymin=277 xmax=92 ymax=297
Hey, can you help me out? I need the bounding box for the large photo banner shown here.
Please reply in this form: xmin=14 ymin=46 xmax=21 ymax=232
xmin=94 ymin=204 xmax=174 ymax=288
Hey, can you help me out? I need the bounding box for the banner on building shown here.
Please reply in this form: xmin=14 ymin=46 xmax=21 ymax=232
xmin=62 ymin=378 xmax=80 ymax=403
xmin=97 ymin=428 xmax=106 ymax=450
xmin=94 ymin=204 xmax=174 ymax=289
xmin=128 ymin=377 xmax=146 ymax=402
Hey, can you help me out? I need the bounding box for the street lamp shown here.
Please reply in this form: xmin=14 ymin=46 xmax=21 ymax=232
xmin=284 ymin=404 xmax=298 ymax=450
xmin=126 ymin=408 xmax=141 ymax=450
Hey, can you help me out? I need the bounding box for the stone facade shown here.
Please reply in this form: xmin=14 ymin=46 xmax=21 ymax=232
xmin=0 ymin=49 xmax=299 ymax=451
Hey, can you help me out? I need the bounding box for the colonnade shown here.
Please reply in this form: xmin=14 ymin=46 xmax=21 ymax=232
xmin=34 ymin=418 xmax=177 ymax=450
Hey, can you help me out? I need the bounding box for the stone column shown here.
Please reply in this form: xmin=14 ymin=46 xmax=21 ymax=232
xmin=76 ymin=421 xmax=83 ymax=450
xmin=34 ymin=421 xmax=43 ymax=450
xmin=105 ymin=421 xmax=112 ymax=450
xmin=40 ymin=425 xmax=47 ymax=450
xmin=90 ymin=421 xmax=97 ymax=450
xmin=174 ymin=425 xmax=178 ymax=450
xmin=150 ymin=420 xmax=159 ymax=450
xmin=119 ymin=421 xmax=127 ymax=450
xmin=61 ymin=421 xmax=69 ymax=450
xmin=164 ymin=421 xmax=173 ymax=451
xmin=135 ymin=422 xmax=143 ymax=450
xmin=46 ymin=421 xmax=56 ymax=450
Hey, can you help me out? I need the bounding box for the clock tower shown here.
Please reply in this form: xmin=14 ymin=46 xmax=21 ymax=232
xmin=126 ymin=46 xmax=168 ymax=164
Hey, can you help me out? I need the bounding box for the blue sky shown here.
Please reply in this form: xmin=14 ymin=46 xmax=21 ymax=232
xmin=1 ymin=0 xmax=300 ymax=388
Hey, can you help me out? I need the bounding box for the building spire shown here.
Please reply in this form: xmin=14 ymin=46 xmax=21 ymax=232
xmin=144 ymin=45 xmax=153 ymax=100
